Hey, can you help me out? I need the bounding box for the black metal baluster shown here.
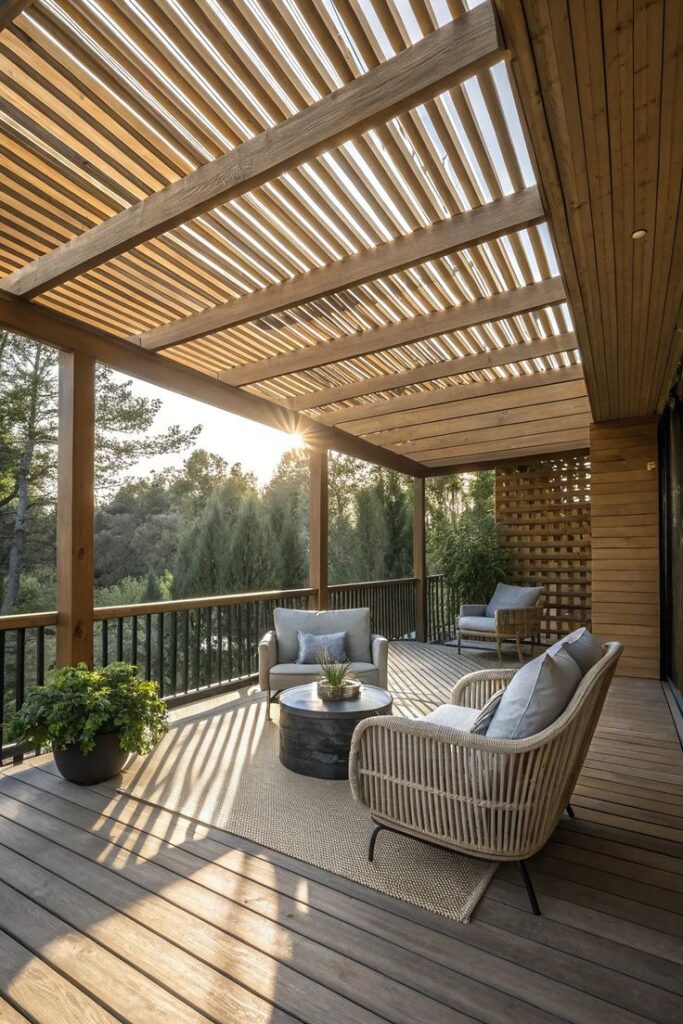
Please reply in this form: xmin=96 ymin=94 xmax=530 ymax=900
xmin=236 ymin=603 xmax=243 ymax=678
xmin=227 ymin=604 xmax=234 ymax=682
xmin=157 ymin=612 xmax=164 ymax=693
xmin=117 ymin=617 xmax=124 ymax=661
xmin=194 ymin=608 xmax=201 ymax=689
xmin=206 ymin=606 xmax=212 ymax=685
xmin=131 ymin=615 xmax=138 ymax=667
xmin=183 ymin=610 xmax=190 ymax=694
xmin=217 ymin=605 xmax=223 ymax=682
xmin=37 ymin=626 xmax=45 ymax=687
xmin=0 ymin=630 xmax=5 ymax=756
xmin=101 ymin=619 xmax=109 ymax=666
xmin=145 ymin=614 xmax=152 ymax=680
xmin=170 ymin=611 xmax=177 ymax=695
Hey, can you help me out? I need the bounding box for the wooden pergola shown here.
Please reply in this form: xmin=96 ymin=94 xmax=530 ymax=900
xmin=0 ymin=0 xmax=681 ymax=679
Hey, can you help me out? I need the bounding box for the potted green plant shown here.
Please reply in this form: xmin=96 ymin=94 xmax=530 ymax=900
xmin=316 ymin=648 xmax=361 ymax=702
xmin=7 ymin=662 xmax=168 ymax=785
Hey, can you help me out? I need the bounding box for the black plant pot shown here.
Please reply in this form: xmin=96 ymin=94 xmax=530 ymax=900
xmin=53 ymin=729 xmax=128 ymax=785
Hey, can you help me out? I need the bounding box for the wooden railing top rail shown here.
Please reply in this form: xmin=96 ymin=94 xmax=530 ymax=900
xmin=0 ymin=611 xmax=58 ymax=630
xmin=329 ymin=576 xmax=419 ymax=590
xmin=92 ymin=587 xmax=317 ymax=620
xmin=0 ymin=588 xmax=316 ymax=631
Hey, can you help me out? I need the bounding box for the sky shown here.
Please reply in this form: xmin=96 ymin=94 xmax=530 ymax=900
xmin=123 ymin=373 xmax=301 ymax=484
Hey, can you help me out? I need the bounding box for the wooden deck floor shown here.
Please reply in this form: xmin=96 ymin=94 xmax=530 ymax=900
xmin=0 ymin=642 xmax=682 ymax=1024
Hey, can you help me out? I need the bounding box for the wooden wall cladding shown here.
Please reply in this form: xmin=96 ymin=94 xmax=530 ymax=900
xmin=495 ymin=453 xmax=591 ymax=643
xmin=590 ymin=421 xmax=660 ymax=680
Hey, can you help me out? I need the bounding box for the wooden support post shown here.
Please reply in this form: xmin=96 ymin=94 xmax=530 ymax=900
xmin=413 ymin=477 xmax=427 ymax=642
xmin=56 ymin=350 xmax=95 ymax=667
xmin=309 ymin=449 xmax=329 ymax=611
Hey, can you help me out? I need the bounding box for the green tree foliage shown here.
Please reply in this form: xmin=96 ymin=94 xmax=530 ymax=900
xmin=0 ymin=331 xmax=200 ymax=613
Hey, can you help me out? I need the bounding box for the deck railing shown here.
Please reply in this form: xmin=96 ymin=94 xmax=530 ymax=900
xmin=1 ymin=574 xmax=454 ymax=762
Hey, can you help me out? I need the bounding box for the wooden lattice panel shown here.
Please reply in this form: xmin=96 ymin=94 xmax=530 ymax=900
xmin=495 ymin=454 xmax=591 ymax=642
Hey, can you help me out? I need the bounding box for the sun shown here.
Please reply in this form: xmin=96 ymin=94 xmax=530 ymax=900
xmin=288 ymin=432 xmax=307 ymax=451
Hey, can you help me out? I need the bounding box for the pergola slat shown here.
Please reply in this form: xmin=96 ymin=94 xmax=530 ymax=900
xmin=220 ymin=277 xmax=566 ymax=387
xmin=286 ymin=331 xmax=577 ymax=411
xmin=0 ymin=292 xmax=425 ymax=476
xmin=137 ymin=187 xmax=544 ymax=351
xmin=0 ymin=4 xmax=504 ymax=299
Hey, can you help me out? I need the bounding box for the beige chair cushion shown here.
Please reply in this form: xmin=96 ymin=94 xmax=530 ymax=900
xmin=273 ymin=607 xmax=372 ymax=663
xmin=422 ymin=704 xmax=480 ymax=730
xmin=270 ymin=661 xmax=379 ymax=687
xmin=458 ymin=615 xmax=496 ymax=633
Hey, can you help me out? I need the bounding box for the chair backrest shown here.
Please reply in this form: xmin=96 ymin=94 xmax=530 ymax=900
xmin=485 ymin=582 xmax=544 ymax=616
xmin=504 ymin=641 xmax=623 ymax=856
xmin=272 ymin=606 xmax=372 ymax=664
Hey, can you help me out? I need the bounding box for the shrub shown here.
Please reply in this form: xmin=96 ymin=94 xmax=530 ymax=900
xmin=7 ymin=662 xmax=168 ymax=755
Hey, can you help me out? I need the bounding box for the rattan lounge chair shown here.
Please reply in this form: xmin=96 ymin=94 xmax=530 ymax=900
xmin=349 ymin=641 xmax=623 ymax=914
xmin=457 ymin=584 xmax=544 ymax=662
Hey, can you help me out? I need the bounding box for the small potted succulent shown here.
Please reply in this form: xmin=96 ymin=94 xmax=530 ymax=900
xmin=7 ymin=661 xmax=168 ymax=785
xmin=317 ymin=647 xmax=361 ymax=702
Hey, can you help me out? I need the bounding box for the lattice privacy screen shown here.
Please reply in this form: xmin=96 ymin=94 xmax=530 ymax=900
xmin=495 ymin=453 xmax=591 ymax=643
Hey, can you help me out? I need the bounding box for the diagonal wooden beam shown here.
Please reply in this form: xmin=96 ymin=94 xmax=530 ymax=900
xmin=221 ymin=276 xmax=566 ymax=386
xmin=0 ymin=4 xmax=504 ymax=299
xmin=288 ymin=330 xmax=577 ymax=410
xmin=0 ymin=294 xmax=425 ymax=476
xmin=0 ymin=1 xmax=35 ymax=32
xmin=136 ymin=187 xmax=544 ymax=351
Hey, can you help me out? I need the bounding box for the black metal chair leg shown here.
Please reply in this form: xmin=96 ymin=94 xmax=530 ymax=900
xmin=566 ymin=803 xmax=575 ymax=818
xmin=519 ymin=861 xmax=541 ymax=915
xmin=368 ymin=824 xmax=384 ymax=862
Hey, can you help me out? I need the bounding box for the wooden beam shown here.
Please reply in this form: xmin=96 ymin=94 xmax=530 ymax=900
xmin=56 ymin=350 xmax=95 ymax=667
xmin=289 ymin=331 xmax=577 ymax=410
xmin=321 ymin=364 xmax=585 ymax=431
xmin=419 ymin=425 xmax=590 ymax=463
xmin=0 ymin=1 xmax=35 ymax=32
xmin=399 ymin=411 xmax=591 ymax=460
xmin=221 ymin=277 xmax=566 ymax=386
xmin=424 ymin=442 xmax=590 ymax=475
xmin=0 ymin=293 xmax=425 ymax=477
xmin=413 ymin=478 xmax=426 ymax=642
xmin=136 ymin=187 xmax=544 ymax=351
xmin=0 ymin=4 xmax=504 ymax=299
xmin=309 ymin=450 xmax=329 ymax=610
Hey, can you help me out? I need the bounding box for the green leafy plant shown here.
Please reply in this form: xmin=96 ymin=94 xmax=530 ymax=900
xmin=317 ymin=647 xmax=353 ymax=687
xmin=7 ymin=662 xmax=168 ymax=755
xmin=439 ymin=511 xmax=510 ymax=606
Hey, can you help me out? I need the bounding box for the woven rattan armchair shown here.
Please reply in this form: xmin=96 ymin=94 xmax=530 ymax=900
xmin=349 ymin=642 xmax=623 ymax=914
xmin=457 ymin=593 xmax=544 ymax=662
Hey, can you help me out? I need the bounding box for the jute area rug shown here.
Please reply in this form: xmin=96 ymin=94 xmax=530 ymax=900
xmin=120 ymin=645 xmax=517 ymax=922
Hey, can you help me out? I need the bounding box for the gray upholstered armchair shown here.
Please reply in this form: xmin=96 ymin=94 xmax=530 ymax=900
xmin=457 ymin=582 xmax=544 ymax=661
xmin=259 ymin=607 xmax=388 ymax=718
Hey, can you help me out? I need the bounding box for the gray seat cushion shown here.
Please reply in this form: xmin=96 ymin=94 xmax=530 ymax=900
xmin=422 ymin=704 xmax=480 ymax=730
xmin=270 ymin=661 xmax=378 ymax=686
xmin=546 ymin=626 xmax=604 ymax=675
xmin=485 ymin=583 xmax=543 ymax=617
xmin=273 ymin=607 xmax=372 ymax=663
xmin=486 ymin=647 xmax=582 ymax=740
xmin=458 ymin=615 xmax=496 ymax=633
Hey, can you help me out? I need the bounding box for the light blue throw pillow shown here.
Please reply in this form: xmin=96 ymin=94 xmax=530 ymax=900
xmin=296 ymin=630 xmax=348 ymax=665
xmin=547 ymin=627 xmax=604 ymax=675
xmin=486 ymin=647 xmax=582 ymax=740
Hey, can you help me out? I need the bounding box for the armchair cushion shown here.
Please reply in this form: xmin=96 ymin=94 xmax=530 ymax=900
xmin=296 ymin=629 xmax=347 ymax=664
xmin=273 ymin=607 xmax=371 ymax=663
xmin=547 ymin=626 xmax=604 ymax=675
xmin=486 ymin=646 xmax=582 ymax=740
xmin=270 ymin=661 xmax=378 ymax=686
xmin=485 ymin=583 xmax=543 ymax=617
xmin=422 ymin=704 xmax=481 ymax=730
xmin=458 ymin=615 xmax=496 ymax=633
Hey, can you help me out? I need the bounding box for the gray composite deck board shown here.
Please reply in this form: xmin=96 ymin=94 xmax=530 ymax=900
xmin=0 ymin=643 xmax=681 ymax=1024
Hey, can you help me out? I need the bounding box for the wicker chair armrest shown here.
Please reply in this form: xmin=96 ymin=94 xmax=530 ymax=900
xmin=450 ymin=668 xmax=517 ymax=708
xmin=495 ymin=605 xmax=543 ymax=635
xmin=258 ymin=630 xmax=277 ymax=691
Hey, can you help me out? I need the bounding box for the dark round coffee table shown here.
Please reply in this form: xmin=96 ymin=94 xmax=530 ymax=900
xmin=279 ymin=683 xmax=393 ymax=780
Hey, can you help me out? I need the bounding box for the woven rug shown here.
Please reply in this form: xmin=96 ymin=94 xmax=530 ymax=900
xmin=120 ymin=646 xmax=512 ymax=922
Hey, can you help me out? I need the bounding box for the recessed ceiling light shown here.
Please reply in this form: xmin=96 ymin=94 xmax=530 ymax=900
xmin=632 ymin=229 xmax=647 ymax=240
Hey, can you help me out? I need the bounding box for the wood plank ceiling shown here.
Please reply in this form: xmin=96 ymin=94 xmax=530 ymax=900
xmin=7 ymin=0 xmax=664 ymax=473
xmin=497 ymin=0 xmax=683 ymax=423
